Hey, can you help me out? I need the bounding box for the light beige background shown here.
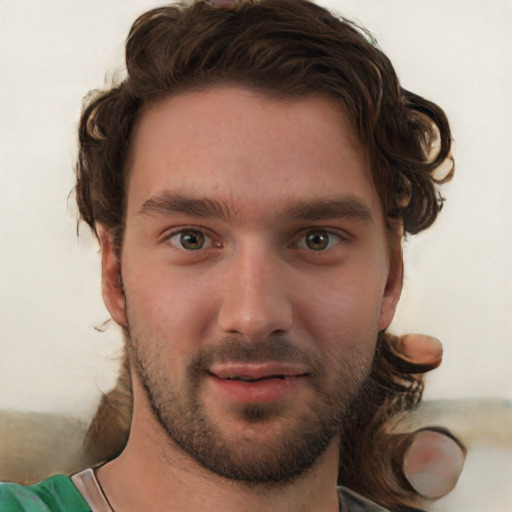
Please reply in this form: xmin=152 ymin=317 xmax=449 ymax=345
xmin=1 ymin=0 xmax=511 ymax=509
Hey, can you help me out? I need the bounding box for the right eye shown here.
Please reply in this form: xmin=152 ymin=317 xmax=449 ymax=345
xmin=295 ymin=229 xmax=344 ymax=251
xmin=168 ymin=229 xmax=212 ymax=250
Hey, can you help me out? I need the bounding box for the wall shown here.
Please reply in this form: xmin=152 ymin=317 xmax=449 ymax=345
xmin=1 ymin=0 xmax=511 ymax=492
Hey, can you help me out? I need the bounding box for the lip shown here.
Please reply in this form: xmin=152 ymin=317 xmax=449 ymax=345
xmin=206 ymin=363 xmax=309 ymax=403
xmin=209 ymin=362 xmax=308 ymax=380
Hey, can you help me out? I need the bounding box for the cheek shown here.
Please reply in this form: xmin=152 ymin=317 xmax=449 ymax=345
xmin=121 ymin=257 xmax=219 ymax=339
xmin=295 ymin=267 xmax=385 ymax=351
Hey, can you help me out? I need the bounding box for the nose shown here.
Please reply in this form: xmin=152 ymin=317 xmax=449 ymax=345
xmin=217 ymin=244 xmax=293 ymax=341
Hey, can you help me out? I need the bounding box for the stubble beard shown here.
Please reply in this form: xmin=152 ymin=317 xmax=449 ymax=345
xmin=125 ymin=326 xmax=373 ymax=487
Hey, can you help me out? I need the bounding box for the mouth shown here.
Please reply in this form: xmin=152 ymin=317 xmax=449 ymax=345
xmin=219 ymin=374 xmax=307 ymax=382
xmin=206 ymin=363 xmax=310 ymax=403
xmin=208 ymin=362 xmax=309 ymax=381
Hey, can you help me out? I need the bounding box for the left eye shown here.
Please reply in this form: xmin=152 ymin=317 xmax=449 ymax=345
xmin=169 ymin=229 xmax=211 ymax=250
xmin=296 ymin=230 xmax=342 ymax=251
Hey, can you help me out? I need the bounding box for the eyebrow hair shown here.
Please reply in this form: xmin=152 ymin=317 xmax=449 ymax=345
xmin=283 ymin=197 xmax=373 ymax=223
xmin=139 ymin=192 xmax=373 ymax=224
xmin=139 ymin=192 xmax=232 ymax=219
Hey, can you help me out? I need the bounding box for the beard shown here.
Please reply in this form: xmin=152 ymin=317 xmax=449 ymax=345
xmin=125 ymin=325 xmax=373 ymax=487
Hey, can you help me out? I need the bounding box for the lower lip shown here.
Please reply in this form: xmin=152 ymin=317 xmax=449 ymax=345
xmin=207 ymin=375 xmax=307 ymax=403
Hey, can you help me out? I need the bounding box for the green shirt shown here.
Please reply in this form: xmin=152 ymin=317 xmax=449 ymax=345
xmin=0 ymin=473 xmax=387 ymax=511
xmin=0 ymin=475 xmax=91 ymax=512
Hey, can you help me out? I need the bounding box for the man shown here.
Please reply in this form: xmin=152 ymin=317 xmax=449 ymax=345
xmin=0 ymin=0 xmax=461 ymax=510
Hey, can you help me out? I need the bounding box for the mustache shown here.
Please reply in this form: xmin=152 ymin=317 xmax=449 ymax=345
xmin=189 ymin=335 xmax=324 ymax=376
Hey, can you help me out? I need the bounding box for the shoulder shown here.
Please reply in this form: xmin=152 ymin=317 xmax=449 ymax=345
xmin=338 ymin=486 xmax=389 ymax=512
xmin=0 ymin=475 xmax=91 ymax=512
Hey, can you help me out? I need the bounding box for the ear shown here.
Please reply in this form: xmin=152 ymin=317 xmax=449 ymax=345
xmin=378 ymin=228 xmax=404 ymax=331
xmin=96 ymin=224 xmax=127 ymax=327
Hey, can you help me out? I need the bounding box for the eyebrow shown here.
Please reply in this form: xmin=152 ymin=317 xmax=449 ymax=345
xmin=283 ymin=198 xmax=373 ymax=223
xmin=139 ymin=193 xmax=231 ymax=220
xmin=138 ymin=192 xmax=373 ymax=224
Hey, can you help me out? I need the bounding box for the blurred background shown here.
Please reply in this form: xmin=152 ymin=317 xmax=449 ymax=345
xmin=1 ymin=1 xmax=511 ymax=509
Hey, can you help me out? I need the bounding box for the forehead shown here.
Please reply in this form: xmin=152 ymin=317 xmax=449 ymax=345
xmin=127 ymin=86 xmax=381 ymax=223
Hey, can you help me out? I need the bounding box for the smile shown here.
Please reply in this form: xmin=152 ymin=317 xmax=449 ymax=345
xmin=206 ymin=363 xmax=310 ymax=403
xmin=222 ymin=374 xmax=306 ymax=382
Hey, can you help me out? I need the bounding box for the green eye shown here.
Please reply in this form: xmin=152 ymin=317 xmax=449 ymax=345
xmin=177 ymin=230 xmax=206 ymax=250
xmin=305 ymin=231 xmax=330 ymax=250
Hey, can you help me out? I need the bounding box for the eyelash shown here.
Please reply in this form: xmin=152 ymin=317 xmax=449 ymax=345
xmin=165 ymin=228 xmax=218 ymax=251
xmin=164 ymin=227 xmax=346 ymax=252
xmin=293 ymin=229 xmax=345 ymax=251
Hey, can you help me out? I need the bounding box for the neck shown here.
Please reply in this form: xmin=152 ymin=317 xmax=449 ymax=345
xmin=96 ymin=380 xmax=340 ymax=512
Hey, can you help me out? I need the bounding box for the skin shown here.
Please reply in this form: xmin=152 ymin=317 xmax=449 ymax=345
xmin=403 ymin=429 xmax=466 ymax=498
xmin=96 ymin=86 xmax=403 ymax=512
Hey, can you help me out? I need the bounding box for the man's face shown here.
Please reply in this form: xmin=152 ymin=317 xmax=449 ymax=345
xmin=101 ymin=86 xmax=402 ymax=484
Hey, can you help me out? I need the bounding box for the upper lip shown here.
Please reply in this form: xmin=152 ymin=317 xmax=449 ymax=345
xmin=208 ymin=363 xmax=309 ymax=381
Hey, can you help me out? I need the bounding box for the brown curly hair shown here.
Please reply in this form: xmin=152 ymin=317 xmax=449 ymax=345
xmin=76 ymin=1 xmax=455 ymax=510
xmin=75 ymin=0 xmax=453 ymax=247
